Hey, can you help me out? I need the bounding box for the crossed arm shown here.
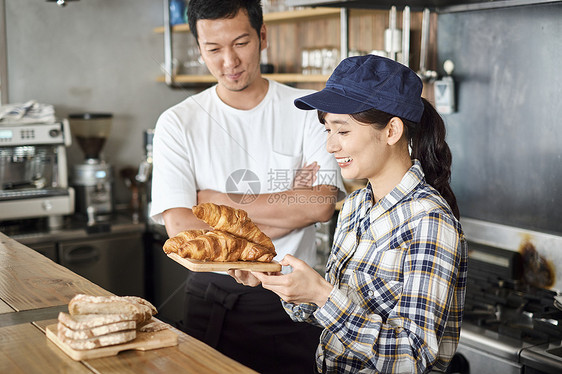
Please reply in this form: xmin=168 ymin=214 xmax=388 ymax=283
xmin=163 ymin=162 xmax=339 ymax=238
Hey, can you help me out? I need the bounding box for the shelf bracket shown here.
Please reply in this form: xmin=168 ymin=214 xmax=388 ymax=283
xmin=0 ymin=0 xmax=9 ymax=104
xmin=163 ymin=0 xmax=174 ymax=86
xmin=340 ymin=7 xmax=349 ymax=60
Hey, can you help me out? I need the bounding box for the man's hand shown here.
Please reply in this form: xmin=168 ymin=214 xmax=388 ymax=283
xmin=293 ymin=162 xmax=320 ymax=189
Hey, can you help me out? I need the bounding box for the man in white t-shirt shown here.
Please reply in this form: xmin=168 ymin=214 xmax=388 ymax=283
xmin=150 ymin=1 xmax=345 ymax=373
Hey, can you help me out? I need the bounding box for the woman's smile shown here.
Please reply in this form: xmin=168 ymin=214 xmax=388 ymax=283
xmin=335 ymin=157 xmax=353 ymax=167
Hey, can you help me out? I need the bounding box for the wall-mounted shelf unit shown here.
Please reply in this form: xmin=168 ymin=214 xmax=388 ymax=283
xmin=157 ymin=3 xmax=441 ymax=90
xmin=157 ymin=5 xmax=340 ymax=87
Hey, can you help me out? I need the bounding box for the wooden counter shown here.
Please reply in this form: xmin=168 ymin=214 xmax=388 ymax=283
xmin=0 ymin=232 xmax=257 ymax=374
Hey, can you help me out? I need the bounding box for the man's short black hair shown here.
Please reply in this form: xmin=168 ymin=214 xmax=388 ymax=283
xmin=187 ymin=0 xmax=264 ymax=44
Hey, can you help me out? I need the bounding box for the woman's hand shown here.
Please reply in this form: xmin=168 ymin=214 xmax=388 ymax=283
xmin=252 ymin=255 xmax=333 ymax=307
xmin=227 ymin=269 xmax=280 ymax=287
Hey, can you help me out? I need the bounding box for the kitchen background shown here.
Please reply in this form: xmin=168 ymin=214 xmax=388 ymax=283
xmin=3 ymin=1 xmax=562 ymax=371
xmin=2 ymin=0 xmax=562 ymax=276
xmin=3 ymin=0 xmax=560 ymax=230
xmin=3 ymin=0 xmax=562 ymax=284
xmin=3 ymin=0 xmax=190 ymax=206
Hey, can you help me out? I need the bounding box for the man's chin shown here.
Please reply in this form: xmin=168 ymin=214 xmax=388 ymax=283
xmin=221 ymin=80 xmax=250 ymax=92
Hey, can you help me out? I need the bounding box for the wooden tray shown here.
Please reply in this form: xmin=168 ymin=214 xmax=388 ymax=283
xmin=167 ymin=252 xmax=282 ymax=272
xmin=46 ymin=323 xmax=178 ymax=360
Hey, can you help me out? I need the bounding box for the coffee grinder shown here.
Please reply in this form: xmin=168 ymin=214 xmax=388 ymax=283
xmin=69 ymin=113 xmax=114 ymax=220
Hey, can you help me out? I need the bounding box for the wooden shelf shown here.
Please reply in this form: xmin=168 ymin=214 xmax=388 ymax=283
xmin=153 ymin=24 xmax=189 ymax=34
xmin=265 ymin=73 xmax=330 ymax=83
xmin=156 ymin=6 xmax=339 ymax=88
xmin=157 ymin=74 xmax=217 ymax=84
xmin=264 ymin=7 xmax=340 ymax=22
xmin=157 ymin=73 xmax=330 ymax=84
xmin=153 ymin=7 xmax=340 ymax=33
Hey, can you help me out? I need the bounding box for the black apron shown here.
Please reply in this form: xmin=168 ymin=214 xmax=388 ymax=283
xmin=182 ymin=271 xmax=322 ymax=374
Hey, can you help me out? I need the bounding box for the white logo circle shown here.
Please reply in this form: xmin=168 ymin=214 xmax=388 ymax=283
xmin=225 ymin=169 xmax=260 ymax=204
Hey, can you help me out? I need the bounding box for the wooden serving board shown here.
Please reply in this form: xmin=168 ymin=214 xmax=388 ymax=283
xmin=46 ymin=324 xmax=178 ymax=361
xmin=167 ymin=252 xmax=282 ymax=272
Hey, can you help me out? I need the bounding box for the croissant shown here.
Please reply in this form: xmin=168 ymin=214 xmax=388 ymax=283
xmin=163 ymin=229 xmax=208 ymax=254
xmin=167 ymin=230 xmax=275 ymax=262
xmin=192 ymin=203 xmax=274 ymax=251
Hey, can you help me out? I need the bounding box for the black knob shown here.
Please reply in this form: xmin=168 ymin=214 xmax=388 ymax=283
xmin=49 ymin=129 xmax=60 ymax=137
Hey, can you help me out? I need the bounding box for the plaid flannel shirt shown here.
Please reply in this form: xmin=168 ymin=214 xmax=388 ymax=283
xmin=283 ymin=160 xmax=468 ymax=373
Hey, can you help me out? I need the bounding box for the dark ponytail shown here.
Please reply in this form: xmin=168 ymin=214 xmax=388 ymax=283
xmin=319 ymin=98 xmax=460 ymax=219
xmin=410 ymin=98 xmax=459 ymax=219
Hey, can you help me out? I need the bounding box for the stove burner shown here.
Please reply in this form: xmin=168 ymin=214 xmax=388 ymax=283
xmin=457 ymin=241 xmax=562 ymax=374
xmin=464 ymin=243 xmax=562 ymax=346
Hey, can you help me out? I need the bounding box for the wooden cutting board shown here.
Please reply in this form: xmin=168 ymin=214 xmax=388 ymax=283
xmin=46 ymin=323 xmax=178 ymax=360
xmin=167 ymin=252 xmax=282 ymax=272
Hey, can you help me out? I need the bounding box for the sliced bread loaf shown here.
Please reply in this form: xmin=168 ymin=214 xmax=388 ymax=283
xmin=58 ymin=329 xmax=136 ymax=350
xmin=57 ymin=313 xmax=136 ymax=340
xmin=58 ymin=312 xmax=136 ymax=330
xmin=68 ymin=294 xmax=156 ymax=324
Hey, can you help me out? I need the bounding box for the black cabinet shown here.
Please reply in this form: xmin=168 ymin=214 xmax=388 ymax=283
xmin=58 ymin=232 xmax=145 ymax=297
xmin=18 ymin=218 xmax=146 ymax=298
xmin=27 ymin=241 xmax=57 ymax=262
xmin=145 ymin=227 xmax=190 ymax=329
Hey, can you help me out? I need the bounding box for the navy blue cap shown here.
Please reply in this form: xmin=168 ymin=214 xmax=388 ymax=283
xmin=294 ymin=55 xmax=424 ymax=123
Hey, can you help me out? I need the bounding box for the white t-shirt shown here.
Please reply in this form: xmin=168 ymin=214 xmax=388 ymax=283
xmin=150 ymin=79 xmax=345 ymax=266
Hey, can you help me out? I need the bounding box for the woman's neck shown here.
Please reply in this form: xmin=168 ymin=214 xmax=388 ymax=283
xmin=368 ymin=152 xmax=413 ymax=203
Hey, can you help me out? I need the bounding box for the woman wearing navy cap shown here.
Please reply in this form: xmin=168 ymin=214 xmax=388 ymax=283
xmin=230 ymin=55 xmax=468 ymax=373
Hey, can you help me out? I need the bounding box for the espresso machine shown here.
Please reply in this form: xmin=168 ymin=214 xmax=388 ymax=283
xmin=69 ymin=113 xmax=114 ymax=220
xmin=0 ymin=120 xmax=75 ymax=228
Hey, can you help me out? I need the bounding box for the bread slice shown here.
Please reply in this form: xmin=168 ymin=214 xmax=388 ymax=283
xmin=138 ymin=319 xmax=168 ymax=333
xmin=57 ymin=317 xmax=136 ymax=340
xmin=58 ymin=312 xmax=136 ymax=330
xmin=68 ymin=294 xmax=156 ymax=324
xmin=58 ymin=329 xmax=136 ymax=350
